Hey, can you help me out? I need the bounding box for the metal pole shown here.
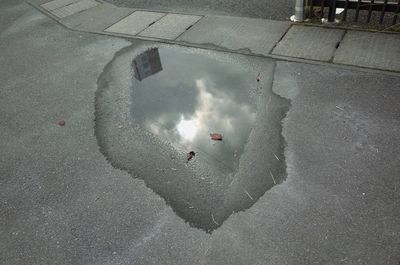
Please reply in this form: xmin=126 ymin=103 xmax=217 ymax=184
xmin=328 ymin=0 xmax=336 ymax=22
xmin=291 ymin=0 xmax=305 ymax=21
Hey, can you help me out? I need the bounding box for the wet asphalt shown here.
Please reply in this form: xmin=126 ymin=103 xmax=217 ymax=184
xmin=95 ymin=45 xmax=289 ymax=231
xmin=1 ymin=1 xmax=400 ymax=265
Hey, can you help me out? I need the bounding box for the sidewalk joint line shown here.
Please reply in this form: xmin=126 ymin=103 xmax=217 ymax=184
xmin=173 ymin=15 xmax=203 ymax=41
xmin=269 ymin=23 xmax=293 ymax=54
xmin=330 ymin=29 xmax=348 ymax=63
xmin=135 ymin=12 xmax=169 ymax=36
xmin=102 ymin=9 xmax=137 ymax=31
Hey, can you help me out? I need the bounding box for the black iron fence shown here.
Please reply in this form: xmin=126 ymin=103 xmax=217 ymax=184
xmin=309 ymin=0 xmax=400 ymax=25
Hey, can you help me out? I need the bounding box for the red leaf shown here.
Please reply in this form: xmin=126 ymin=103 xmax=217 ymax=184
xmin=210 ymin=133 xmax=223 ymax=141
xmin=187 ymin=151 xmax=196 ymax=162
xmin=58 ymin=119 xmax=65 ymax=126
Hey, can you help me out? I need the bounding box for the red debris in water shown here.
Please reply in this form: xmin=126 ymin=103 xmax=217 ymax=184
xmin=210 ymin=133 xmax=223 ymax=141
xmin=256 ymin=73 xmax=261 ymax=82
xmin=58 ymin=119 xmax=66 ymax=126
xmin=187 ymin=151 xmax=196 ymax=162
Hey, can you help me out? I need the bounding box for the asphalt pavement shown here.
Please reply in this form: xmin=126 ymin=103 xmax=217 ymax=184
xmin=1 ymin=1 xmax=400 ymax=265
xmin=105 ymin=0 xmax=296 ymax=20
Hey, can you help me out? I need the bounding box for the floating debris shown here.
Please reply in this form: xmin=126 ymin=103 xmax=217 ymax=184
xmin=270 ymin=170 xmax=276 ymax=185
xmin=187 ymin=151 xmax=196 ymax=162
xmin=273 ymin=152 xmax=280 ymax=161
xmin=335 ymin=106 xmax=345 ymax=111
xmin=210 ymin=133 xmax=223 ymax=141
xmin=256 ymin=73 xmax=261 ymax=82
xmin=244 ymin=189 xmax=254 ymax=201
xmin=211 ymin=214 xmax=219 ymax=225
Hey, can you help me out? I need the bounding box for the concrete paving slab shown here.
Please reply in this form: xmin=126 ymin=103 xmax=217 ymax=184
xmin=333 ymin=31 xmax=400 ymax=72
xmin=139 ymin=14 xmax=202 ymax=40
xmin=272 ymin=25 xmax=345 ymax=61
xmin=104 ymin=10 xmax=166 ymax=35
xmin=51 ymin=0 xmax=99 ymax=18
xmin=41 ymin=0 xmax=81 ymax=11
xmin=61 ymin=3 xmax=133 ymax=32
xmin=177 ymin=16 xmax=290 ymax=55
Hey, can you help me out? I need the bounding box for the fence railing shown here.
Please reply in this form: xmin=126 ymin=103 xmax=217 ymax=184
xmin=307 ymin=0 xmax=400 ymax=25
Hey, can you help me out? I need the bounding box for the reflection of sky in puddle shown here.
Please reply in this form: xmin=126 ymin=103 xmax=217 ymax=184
xmin=130 ymin=48 xmax=256 ymax=173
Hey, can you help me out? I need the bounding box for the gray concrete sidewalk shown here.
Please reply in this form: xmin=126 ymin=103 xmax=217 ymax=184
xmin=29 ymin=0 xmax=400 ymax=72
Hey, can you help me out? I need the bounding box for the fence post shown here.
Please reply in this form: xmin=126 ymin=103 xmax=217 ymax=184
xmin=291 ymin=0 xmax=305 ymax=21
xmin=328 ymin=0 xmax=337 ymax=22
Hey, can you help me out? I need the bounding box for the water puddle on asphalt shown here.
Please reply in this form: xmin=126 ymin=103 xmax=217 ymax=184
xmin=130 ymin=48 xmax=257 ymax=175
xmin=95 ymin=45 xmax=290 ymax=232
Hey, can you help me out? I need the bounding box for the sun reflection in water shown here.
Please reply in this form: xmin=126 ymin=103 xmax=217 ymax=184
xmin=176 ymin=116 xmax=198 ymax=141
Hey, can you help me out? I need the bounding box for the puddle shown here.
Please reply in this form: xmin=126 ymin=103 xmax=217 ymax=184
xmin=95 ymin=45 xmax=290 ymax=232
xmin=130 ymin=48 xmax=257 ymax=175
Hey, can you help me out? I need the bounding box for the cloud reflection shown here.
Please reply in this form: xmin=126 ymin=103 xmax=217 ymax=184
xmin=131 ymin=48 xmax=256 ymax=173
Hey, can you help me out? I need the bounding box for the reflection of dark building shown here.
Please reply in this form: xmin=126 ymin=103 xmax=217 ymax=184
xmin=132 ymin=48 xmax=163 ymax=81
